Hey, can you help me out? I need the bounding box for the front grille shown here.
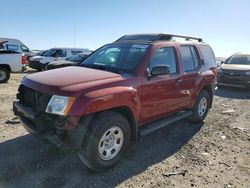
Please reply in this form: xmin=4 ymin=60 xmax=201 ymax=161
xmin=18 ymin=85 xmax=52 ymax=112
xmin=222 ymin=70 xmax=244 ymax=79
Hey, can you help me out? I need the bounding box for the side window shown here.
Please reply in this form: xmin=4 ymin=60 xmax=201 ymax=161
xmin=6 ymin=44 xmax=19 ymax=51
xmin=55 ymin=49 xmax=67 ymax=57
xmin=199 ymin=45 xmax=216 ymax=68
xmin=71 ymin=50 xmax=83 ymax=56
xmin=149 ymin=47 xmax=177 ymax=74
xmin=180 ymin=46 xmax=199 ymax=72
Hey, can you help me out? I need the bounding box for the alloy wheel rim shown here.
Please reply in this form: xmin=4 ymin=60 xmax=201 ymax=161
xmin=98 ymin=126 xmax=124 ymax=161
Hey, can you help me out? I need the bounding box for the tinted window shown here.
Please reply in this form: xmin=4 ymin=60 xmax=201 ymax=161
xmin=6 ymin=44 xmax=18 ymax=51
xmin=199 ymin=45 xmax=216 ymax=67
xmin=180 ymin=46 xmax=199 ymax=72
xmin=149 ymin=47 xmax=177 ymax=74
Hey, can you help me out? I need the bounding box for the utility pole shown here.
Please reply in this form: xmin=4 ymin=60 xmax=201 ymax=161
xmin=74 ymin=24 xmax=76 ymax=48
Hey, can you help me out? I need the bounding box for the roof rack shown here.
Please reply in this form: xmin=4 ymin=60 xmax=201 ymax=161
xmin=116 ymin=33 xmax=203 ymax=43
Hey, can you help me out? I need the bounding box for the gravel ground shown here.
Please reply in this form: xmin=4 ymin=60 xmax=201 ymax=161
xmin=0 ymin=71 xmax=249 ymax=188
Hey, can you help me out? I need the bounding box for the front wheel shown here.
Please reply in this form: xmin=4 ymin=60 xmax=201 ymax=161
xmin=190 ymin=90 xmax=211 ymax=123
xmin=0 ymin=67 xmax=10 ymax=83
xmin=78 ymin=111 xmax=131 ymax=172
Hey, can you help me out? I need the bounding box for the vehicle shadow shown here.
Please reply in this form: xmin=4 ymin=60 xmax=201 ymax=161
xmin=215 ymin=87 xmax=250 ymax=99
xmin=0 ymin=121 xmax=202 ymax=188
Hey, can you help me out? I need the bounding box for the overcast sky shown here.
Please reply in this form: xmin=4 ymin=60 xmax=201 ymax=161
xmin=1 ymin=0 xmax=249 ymax=57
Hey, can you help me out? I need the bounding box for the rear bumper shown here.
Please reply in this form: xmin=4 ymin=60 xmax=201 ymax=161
xmin=29 ymin=61 xmax=45 ymax=70
xmin=13 ymin=101 xmax=86 ymax=151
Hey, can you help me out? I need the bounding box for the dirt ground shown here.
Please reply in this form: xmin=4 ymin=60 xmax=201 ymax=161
xmin=0 ymin=71 xmax=249 ymax=188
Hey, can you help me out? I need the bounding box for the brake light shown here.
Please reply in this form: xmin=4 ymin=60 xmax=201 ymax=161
xmin=22 ymin=55 xmax=26 ymax=65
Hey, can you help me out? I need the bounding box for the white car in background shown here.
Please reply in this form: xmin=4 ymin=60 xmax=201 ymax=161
xmin=29 ymin=47 xmax=90 ymax=71
xmin=0 ymin=50 xmax=26 ymax=83
xmin=0 ymin=38 xmax=30 ymax=55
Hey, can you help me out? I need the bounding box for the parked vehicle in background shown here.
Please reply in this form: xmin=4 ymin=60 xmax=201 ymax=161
xmin=29 ymin=48 xmax=90 ymax=71
xmin=0 ymin=38 xmax=30 ymax=54
xmin=216 ymin=57 xmax=226 ymax=67
xmin=26 ymin=50 xmax=47 ymax=63
xmin=14 ymin=33 xmax=217 ymax=171
xmin=46 ymin=52 xmax=91 ymax=70
xmin=0 ymin=50 xmax=26 ymax=83
xmin=218 ymin=53 xmax=250 ymax=88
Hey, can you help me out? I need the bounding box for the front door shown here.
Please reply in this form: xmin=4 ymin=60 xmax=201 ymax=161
xmin=141 ymin=47 xmax=185 ymax=123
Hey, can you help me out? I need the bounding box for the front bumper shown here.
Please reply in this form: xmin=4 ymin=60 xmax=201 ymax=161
xmin=218 ymin=73 xmax=250 ymax=88
xmin=29 ymin=60 xmax=46 ymax=70
xmin=13 ymin=101 xmax=85 ymax=151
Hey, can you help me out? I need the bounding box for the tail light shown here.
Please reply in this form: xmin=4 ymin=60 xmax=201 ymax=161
xmin=22 ymin=55 xmax=26 ymax=65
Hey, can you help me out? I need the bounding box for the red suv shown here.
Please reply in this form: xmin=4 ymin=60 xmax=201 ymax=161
xmin=14 ymin=34 xmax=217 ymax=171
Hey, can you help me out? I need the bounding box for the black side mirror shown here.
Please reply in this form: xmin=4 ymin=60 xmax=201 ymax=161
xmin=150 ymin=65 xmax=170 ymax=77
xmin=221 ymin=61 xmax=225 ymax=64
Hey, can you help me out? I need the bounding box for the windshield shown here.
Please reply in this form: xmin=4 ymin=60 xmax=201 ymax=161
xmin=68 ymin=54 xmax=87 ymax=62
xmin=226 ymin=55 xmax=250 ymax=65
xmin=42 ymin=49 xmax=58 ymax=57
xmin=80 ymin=43 xmax=150 ymax=74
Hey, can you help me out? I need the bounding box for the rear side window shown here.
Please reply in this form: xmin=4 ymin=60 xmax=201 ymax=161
xmin=6 ymin=44 xmax=18 ymax=51
xmin=180 ymin=46 xmax=199 ymax=72
xmin=71 ymin=50 xmax=83 ymax=55
xmin=199 ymin=45 xmax=216 ymax=68
xmin=149 ymin=47 xmax=177 ymax=74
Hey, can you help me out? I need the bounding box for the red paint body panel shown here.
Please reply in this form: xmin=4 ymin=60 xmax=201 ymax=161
xmin=21 ymin=40 xmax=216 ymax=126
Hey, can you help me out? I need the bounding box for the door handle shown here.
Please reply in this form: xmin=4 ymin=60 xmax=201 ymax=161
xmin=176 ymin=79 xmax=183 ymax=84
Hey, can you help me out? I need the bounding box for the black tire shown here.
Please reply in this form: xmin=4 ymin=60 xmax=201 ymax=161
xmin=0 ymin=67 xmax=10 ymax=83
xmin=78 ymin=111 xmax=131 ymax=172
xmin=190 ymin=90 xmax=211 ymax=123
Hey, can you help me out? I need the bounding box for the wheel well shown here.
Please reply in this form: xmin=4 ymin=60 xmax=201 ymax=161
xmin=201 ymin=85 xmax=214 ymax=108
xmin=0 ymin=64 xmax=11 ymax=71
xmin=111 ymin=106 xmax=138 ymax=142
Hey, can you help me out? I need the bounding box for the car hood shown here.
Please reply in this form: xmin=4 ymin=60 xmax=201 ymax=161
xmin=221 ymin=64 xmax=250 ymax=71
xmin=22 ymin=66 xmax=124 ymax=96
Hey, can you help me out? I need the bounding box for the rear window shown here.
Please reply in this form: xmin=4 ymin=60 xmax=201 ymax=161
xmin=199 ymin=45 xmax=216 ymax=68
xmin=6 ymin=44 xmax=18 ymax=51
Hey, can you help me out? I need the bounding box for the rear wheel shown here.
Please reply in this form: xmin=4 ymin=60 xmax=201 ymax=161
xmin=190 ymin=90 xmax=211 ymax=123
xmin=78 ymin=111 xmax=131 ymax=172
xmin=0 ymin=67 xmax=10 ymax=83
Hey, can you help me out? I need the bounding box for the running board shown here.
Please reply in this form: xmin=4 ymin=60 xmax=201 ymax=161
xmin=139 ymin=110 xmax=193 ymax=136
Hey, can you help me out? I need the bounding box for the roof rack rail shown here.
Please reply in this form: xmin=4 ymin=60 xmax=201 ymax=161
xmin=116 ymin=33 xmax=203 ymax=43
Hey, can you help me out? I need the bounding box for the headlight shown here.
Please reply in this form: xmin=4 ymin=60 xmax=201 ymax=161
xmin=46 ymin=95 xmax=75 ymax=115
xmin=34 ymin=58 xmax=43 ymax=61
xmin=245 ymin=71 xmax=250 ymax=76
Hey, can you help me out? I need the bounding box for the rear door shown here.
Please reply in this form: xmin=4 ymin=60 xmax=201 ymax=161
xmin=178 ymin=45 xmax=200 ymax=107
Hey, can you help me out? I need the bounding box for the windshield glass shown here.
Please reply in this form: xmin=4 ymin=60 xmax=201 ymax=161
xmin=226 ymin=55 xmax=250 ymax=65
xmin=42 ymin=49 xmax=58 ymax=57
xmin=80 ymin=43 xmax=150 ymax=74
xmin=68 ymin=54 xmax=87 ymax=62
